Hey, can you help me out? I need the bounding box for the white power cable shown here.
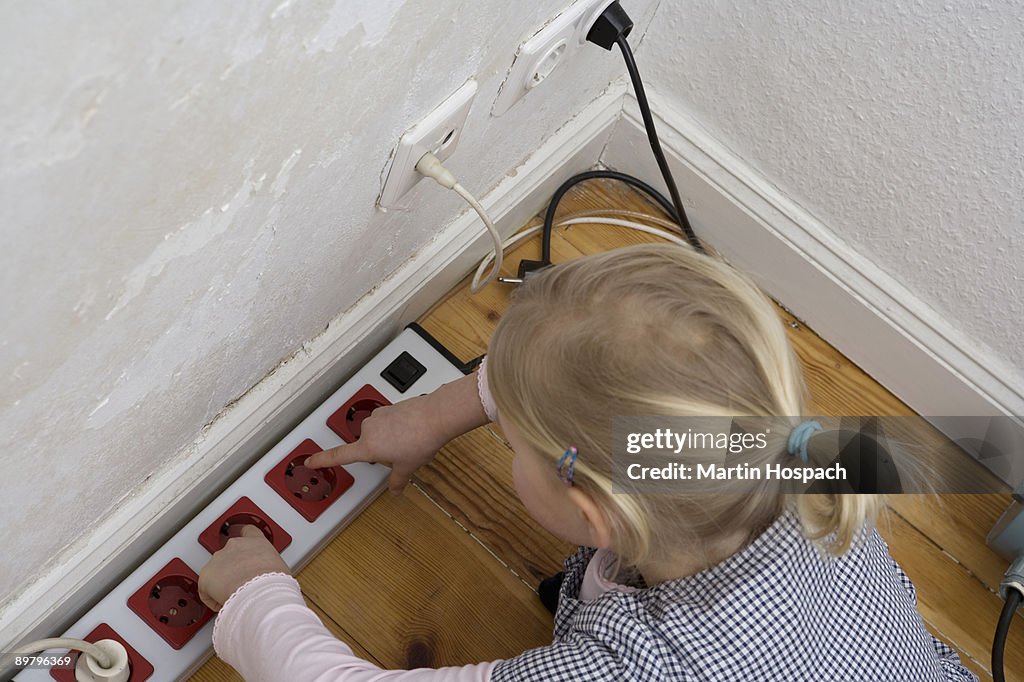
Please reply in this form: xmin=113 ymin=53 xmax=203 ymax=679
xmin=452 ymin=183 xmax=503 ymax=293
xmin=471 ymin=214 xmax=691 ymax=288
xmin=414 ymin=150 xmax=689 ymax=293
xmin=569 ymin=207 xmax=686 ymax=232
xmin=414 ymin=152 xmax=503 ymax=294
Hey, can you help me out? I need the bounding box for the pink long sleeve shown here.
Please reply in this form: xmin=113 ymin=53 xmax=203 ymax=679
xmin=213 ymin=573 xmax=498 ymax=682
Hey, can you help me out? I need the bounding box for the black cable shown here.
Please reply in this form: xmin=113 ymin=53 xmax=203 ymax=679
xmin=540 ymin=170 xmax=680 ymax=264
xmin=993 ymin=588 xmax=1021 ymax=682
xmin=527 ymin=3 xmax=705 ymax=273
xmin=535 ymin=33 xmax=704 ymax=267
xmin=616 ymin=34 xmax=701 ymax=252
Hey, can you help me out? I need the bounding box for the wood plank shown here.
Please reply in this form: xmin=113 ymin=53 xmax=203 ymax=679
xmin=188 ymin=601 xmax=379 ymax=681
xmin=298 ymin=486 xmax=554 ymax=670
xmin=413 ymin=428 xmax=573 ymax=585
xmin=880 ymin=511 xmax=1024 ymax=682
xmin=419 ymin=225 xmax=588 ymax=363
xmin=889 ymin=494 xmax=1015 ymax=593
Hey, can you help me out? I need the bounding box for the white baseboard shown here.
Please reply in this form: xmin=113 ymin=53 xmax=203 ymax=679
xmin=603 ymin=92 xmax=1024 ymax=485
xmin=0 ymin=88 xmax=626 ymax=652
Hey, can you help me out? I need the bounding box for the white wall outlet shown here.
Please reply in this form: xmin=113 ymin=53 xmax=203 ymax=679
xmin=378 ymin=80 xmax=478 ymax=209
xmin=492 ymin=0 xmax=615 ymax=117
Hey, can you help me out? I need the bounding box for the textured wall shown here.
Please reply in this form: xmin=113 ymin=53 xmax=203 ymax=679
xmin=640 ymin=0 xmax=1023 ymax=385
xmin=0 ymin=0 xmax=655 ymax=604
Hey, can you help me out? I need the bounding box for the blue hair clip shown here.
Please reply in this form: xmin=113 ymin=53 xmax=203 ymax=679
xmin=787 ymin=420 xmax=822 ymax=463
xmin=557 ymin=446 xmax=578 ymax=486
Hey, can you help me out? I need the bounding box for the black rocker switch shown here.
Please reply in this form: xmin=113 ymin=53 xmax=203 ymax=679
xmin=381 ymin=351 xmax=426 ymax=393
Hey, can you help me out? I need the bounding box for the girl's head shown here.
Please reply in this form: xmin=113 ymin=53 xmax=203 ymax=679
xmin=487 ymin=243 xmax=880 ymax=571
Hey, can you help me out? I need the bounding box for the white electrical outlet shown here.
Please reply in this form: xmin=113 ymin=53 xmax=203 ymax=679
xmin=13 ymin=327 xmax=466 ymax=682
xmin=378 ymin=80 xmax=478 ymax=209
xmin=492 ymin=0 xmax=615 ymax=117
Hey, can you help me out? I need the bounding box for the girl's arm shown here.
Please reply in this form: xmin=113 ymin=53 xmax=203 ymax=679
xmin=214 ymin=573 xmax=497 ymax=682
xmin=201 ymin=528 xmax=497 ymax=681
xmin=305 ymin=367 xmax=492 ymax=494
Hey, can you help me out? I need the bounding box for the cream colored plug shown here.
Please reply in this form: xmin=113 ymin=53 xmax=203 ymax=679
xmin=414 ymin=151 xmax=457 ymax=189
xmin=74 ymin=639 xmax=130 ymax=682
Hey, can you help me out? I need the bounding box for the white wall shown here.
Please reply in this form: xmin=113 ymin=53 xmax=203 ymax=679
xmin=638 ymin=0 xmax=1023 ymax=391
xmin=0 ymin=0 xmax=656 ymax=609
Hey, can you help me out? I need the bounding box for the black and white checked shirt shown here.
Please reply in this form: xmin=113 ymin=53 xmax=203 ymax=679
xmin=492 ymin=511 xmax=977 ymax=681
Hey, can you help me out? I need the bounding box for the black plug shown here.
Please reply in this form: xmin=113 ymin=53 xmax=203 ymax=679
xmin=498 ymin=258 xmax=549 ymax=284
xmin=516 ymin=259 xmax=549 ymax=280
xmin=586 ymin=1 xmax=634 ymax=50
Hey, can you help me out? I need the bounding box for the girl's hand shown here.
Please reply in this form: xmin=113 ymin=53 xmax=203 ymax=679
xmin=305 ymin=392 xmax=451 ymax=495
xmin=198 ymin=526 xmax=291 ymax=612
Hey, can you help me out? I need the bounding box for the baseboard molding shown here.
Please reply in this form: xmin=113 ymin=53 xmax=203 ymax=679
xmin=603 ymin=92 xmax=1024 ymax=485
xmin=0 ymin=88 xmax=626 ymax=652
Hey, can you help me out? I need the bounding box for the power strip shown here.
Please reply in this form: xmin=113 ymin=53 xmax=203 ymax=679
xmin=14 ymin=326 xmax=467 ymax=682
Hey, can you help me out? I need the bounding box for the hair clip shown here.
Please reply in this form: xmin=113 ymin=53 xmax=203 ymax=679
xmin=557 ymin=446 xmax=578 ymax=486
xmin=787 ymin=420 xmax=822 ymax=463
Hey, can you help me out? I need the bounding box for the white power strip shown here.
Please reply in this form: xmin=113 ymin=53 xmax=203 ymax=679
xmin=15 ymin=327 xmax=466 ymax=682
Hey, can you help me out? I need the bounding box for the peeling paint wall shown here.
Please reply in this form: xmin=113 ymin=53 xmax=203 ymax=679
xmin=639 ymin=0 xmax=1023 ymax=391
xmin=0 ymin=0 xmax=657 ymax=603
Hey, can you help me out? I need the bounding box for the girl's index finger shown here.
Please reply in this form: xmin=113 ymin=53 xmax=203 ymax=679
xmin=305 ymin=441 xmax=377 ymax=469
xmin=197 ymin=571 xmax=222 ymax=612
xmin=238 ymin=525 xmax=265 ymax=539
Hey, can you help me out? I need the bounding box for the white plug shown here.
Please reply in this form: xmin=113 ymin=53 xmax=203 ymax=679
xmin=414 ymin=152 xmax=457 ymax=190
xmin=413 ymin=152 xmax=503 ymax=293
xmin=74 ymin=639 xmax=130 ymax=682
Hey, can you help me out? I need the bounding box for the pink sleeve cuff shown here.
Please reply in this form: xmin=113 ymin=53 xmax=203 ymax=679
xmin=477 ymin=357 xmax=498 ymax=423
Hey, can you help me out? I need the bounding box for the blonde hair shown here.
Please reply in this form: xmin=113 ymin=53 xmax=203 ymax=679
xmin=487 ymin=243 xmax=881 ymax=567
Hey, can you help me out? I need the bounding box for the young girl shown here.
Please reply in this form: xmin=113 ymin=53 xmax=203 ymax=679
xmin=199 ymin=243 xmax=976 ymax=681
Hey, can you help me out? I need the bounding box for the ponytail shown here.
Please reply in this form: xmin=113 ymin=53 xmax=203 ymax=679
xmin=787 ymin=427 xmax=894 ymax=554
xmin=793 ymin=493 xmax=883 ymax=555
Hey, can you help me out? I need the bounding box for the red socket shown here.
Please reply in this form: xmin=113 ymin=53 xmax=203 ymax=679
xmin=198 ymin=496 xmax=292 ymax=554
xmin=264 ymin=438 xmax=354 ymax=522
xmin=50 ymin=623 xmax=154 ymax=682
xmin=326 ymin=384 xmax=391 ymax=443
xmin=126 ymin=558 xmax=213 ymax=650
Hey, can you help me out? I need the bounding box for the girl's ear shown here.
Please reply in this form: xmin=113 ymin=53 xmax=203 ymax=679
xmin=566 ymin=486 xmax=613 ymax=549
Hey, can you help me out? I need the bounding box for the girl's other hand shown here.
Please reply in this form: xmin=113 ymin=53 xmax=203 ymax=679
xmin=305 ymin=393 xmax=449 ymax=495
xmin=198 ymin=526 xmax=291 ymax=611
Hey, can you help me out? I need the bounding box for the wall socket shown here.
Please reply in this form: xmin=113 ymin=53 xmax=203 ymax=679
xmin=378 ymin=80 xmax=478 ymax=208
xmin=492 ymin=0 xmax=616 ymax=116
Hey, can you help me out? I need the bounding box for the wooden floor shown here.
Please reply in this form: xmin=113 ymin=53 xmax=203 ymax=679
xmin=191 ymin=180 xmax=1023 ymax=682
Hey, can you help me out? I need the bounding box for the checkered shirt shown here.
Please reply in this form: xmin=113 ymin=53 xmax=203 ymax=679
xmin=492 ymin=511 xmax=977 ymax=681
